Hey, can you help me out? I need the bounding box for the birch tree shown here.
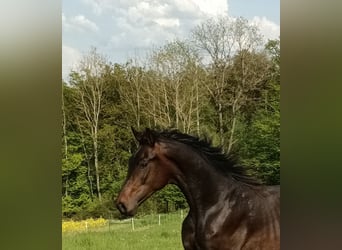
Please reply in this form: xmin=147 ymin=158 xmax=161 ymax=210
xmin=148 ymin=40 xmax=202 ymax=132
xmin=118 ymin=59 xmax=145 ymax=129
xmin=70 ymin=48 xmax=109 ymax=201
xmin=192 ymin=16 xmax=264 ymax=152
xmin=192 ymin=16 xmax=235 ymax=146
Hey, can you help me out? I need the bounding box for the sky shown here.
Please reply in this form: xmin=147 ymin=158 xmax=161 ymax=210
xmin=62 ymin=0 xmax=280 ymax=80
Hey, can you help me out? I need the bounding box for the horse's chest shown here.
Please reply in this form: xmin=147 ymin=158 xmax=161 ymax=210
xmin=194 ymin=221 xmax=278 ymax=250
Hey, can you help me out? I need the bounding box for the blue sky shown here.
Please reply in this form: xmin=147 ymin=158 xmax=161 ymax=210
xmin=62 ymin=0 xmax=280 ymax=80
xmin=229 ymin=0 xmax=280 ymax=25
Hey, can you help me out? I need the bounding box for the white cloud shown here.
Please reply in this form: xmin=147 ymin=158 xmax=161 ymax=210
xmin=80 ymin=0 xmax=111 ymax=15
xmin=62 ymin=45 xmax=82 ymax=80
xmin=251 ymin=16 xmax=280 ymax=41
xmin=64 ymin=1 xmax=279 ymax=67
xmin=189 ymin=0 xmax=228 ymax=16
xmin=154 ymin=18 xmax=180 ymax=28
xmin=63 ymin=13 xmax=99 ymax=33
xmin=82 ymin=0 xmax=228 ymax=17
xmin=72 ymin=15 xmax=99 ymax=32
xmin=80 ymin=0 xmax=229 ymax=54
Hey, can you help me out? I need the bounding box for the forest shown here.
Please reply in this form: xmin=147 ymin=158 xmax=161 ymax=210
xmin=62 ymin=16 xmax=280 ymax=220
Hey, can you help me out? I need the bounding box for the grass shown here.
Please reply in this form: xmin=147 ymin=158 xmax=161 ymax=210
xmin=62 ymin=213 xmax=184 ymax=250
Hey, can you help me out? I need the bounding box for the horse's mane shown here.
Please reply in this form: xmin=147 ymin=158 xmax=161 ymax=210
xmin=140 ymin=128 xmax=260 ymax=186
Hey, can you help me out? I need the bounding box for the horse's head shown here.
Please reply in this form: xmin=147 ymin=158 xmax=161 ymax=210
xmin=116 ymin=127 xmax=174 ymax=216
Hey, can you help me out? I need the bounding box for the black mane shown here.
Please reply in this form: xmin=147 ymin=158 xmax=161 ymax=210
xmin=141 ymin=128 xmax=260 ymax=185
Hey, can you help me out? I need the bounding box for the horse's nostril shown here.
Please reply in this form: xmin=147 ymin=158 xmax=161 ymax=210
xmin=116 ymin=202 xmax=127 ymax=215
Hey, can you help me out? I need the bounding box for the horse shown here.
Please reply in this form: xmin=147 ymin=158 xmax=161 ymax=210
xmin=116 ymin=128 xmax=280 ymax=250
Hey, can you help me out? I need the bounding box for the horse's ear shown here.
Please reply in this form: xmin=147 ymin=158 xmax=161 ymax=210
xmin=144 ymin=128 xmax=156 ymax=146
xmin=131 ymin=127 xmax=142 ymax=143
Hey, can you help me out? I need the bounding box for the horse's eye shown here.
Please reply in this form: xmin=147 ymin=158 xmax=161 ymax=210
xmin=139 ymin=159 xmax=148 ymax=168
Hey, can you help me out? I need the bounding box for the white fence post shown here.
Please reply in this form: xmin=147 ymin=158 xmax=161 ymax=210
xmin=158 ymin=214 xmax=161 ymax=226
xmin=131 ymin=217 xmax=135 ymax=231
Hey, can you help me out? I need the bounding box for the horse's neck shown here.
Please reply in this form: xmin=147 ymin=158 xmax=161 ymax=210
xmin=178 ymin=172 xmax=268 ymax=233
xmin=165 ymin=143 xmax=257 ymax=216
xmin=173 ymin=158 xmax=240 ymax=213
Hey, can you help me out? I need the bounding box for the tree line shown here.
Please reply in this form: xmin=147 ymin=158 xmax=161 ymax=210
xmin=62 ymin=16 xmax=280 ymax=219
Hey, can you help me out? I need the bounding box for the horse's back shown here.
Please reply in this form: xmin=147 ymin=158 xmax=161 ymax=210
xmin=243 ymin=184 xmax=280 ymax=250
xmin=265 ymin=185 xmax=280 ymax=195
xmin=264 ymin=185 xmax=280 ymax=210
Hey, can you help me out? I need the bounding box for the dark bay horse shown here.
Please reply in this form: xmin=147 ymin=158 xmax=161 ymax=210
xmin=116 ymin=128 xmax=280 ymax=250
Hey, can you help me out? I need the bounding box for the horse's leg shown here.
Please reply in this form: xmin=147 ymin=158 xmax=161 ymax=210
xmin=181 ymin=213 xmax=197 ymax=250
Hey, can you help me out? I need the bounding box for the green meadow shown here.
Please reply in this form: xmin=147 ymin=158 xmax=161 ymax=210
xmin=62 ymin=213 xmax=184 ymax=250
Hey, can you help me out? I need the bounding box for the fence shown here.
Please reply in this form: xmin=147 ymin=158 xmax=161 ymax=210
xmin=62 ymin=210 xmax=186 ymax=233
xmin=109 ymin=210 xmax=185 ymax=231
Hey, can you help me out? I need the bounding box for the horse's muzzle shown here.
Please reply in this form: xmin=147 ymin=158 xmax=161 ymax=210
xmin=116 ymin=202 xmax=127 ymax=215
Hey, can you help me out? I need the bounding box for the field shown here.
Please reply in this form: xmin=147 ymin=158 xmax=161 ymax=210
xmin=62 ymin=212 xmax=184 ymax=250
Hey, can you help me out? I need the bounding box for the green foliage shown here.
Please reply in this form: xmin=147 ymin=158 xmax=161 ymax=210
xmin=238 ymin=110 xmax=280 ymax=185
xmin=154 ymin=185 xmax=187 ymax=212
xmin=238 ymin=38 xmax=280 ymax=185
xmin=62 ymin=23 xmax=280 ymax=218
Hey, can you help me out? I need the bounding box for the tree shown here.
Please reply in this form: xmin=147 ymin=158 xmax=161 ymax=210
xmin=61 ymin=35 xmax=280 ymax=219
xmin=192 ymin=16 xmax=264 ymax=152
xmin=147 ymin=40 xmax=204 ymax=133
xmin=238 ymin=39 xmax=280 ymax=185
xmin=224 ymin=49 xmax=270 ymax=152
xmin=69 ymin=48 xmax=110 ymax=201
xmin=62 ymin=82 xmax=94 ymax=199
xmin=118 ymin=59 xmax=145 ymax=129
xmin=192 ymin=16 xmax=234 ymax=146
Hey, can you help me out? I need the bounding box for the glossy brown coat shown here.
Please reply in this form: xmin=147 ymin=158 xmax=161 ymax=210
xmin=116 ymin=128 xmax=280 ymax=250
